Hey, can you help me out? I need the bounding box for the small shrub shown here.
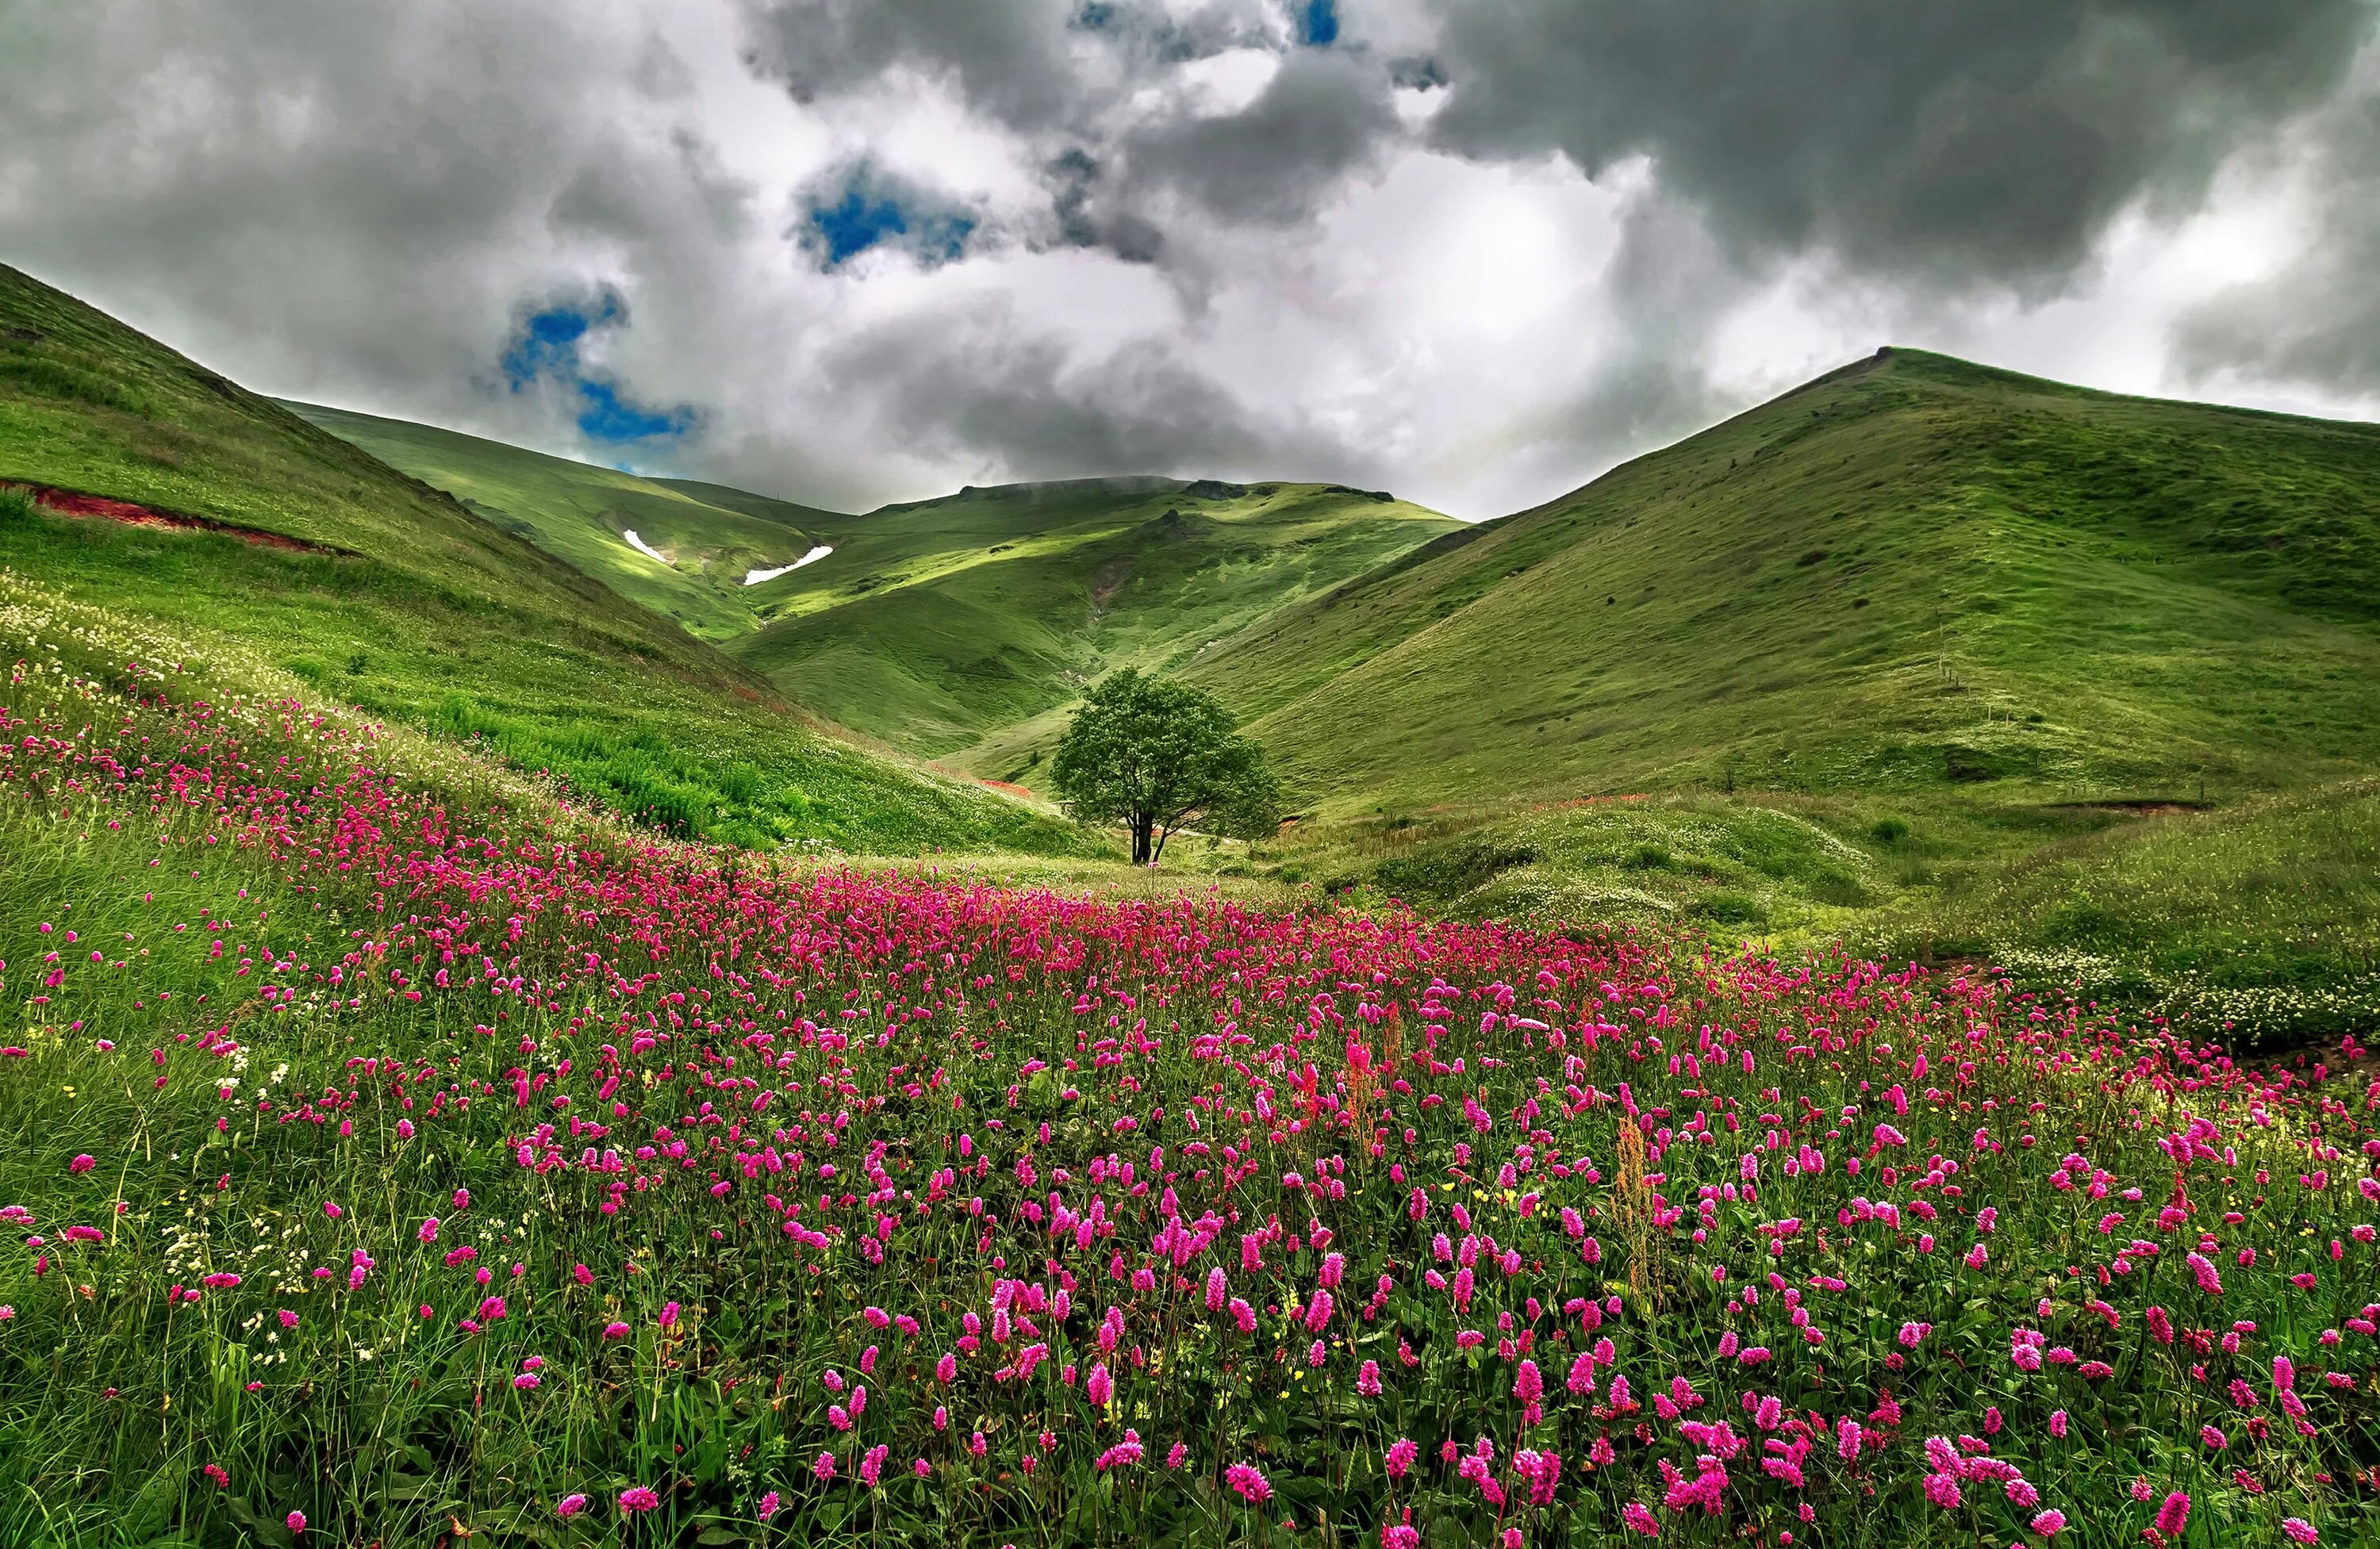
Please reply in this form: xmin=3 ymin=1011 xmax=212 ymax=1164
xmin=1806 ymin=868 xmax=1869 ymax=907
xmin=1691 ymin=889 xmax=1767 ymax=925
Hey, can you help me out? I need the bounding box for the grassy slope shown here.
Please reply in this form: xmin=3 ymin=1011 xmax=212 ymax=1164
xmin=722 ymin=478 xmax=1461 ymax=761
xmin=1191 ymin=348 xmax=2380 ymax=813
xmin=0 ymin=263 xmax=1091 ymax=857
xmin=1192 ymin=350 xmax=2380 ymax=1046
xmin=279 ymin=401 xmax=846 ymax=642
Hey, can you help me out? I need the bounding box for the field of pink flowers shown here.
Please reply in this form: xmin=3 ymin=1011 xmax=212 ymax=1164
xmin=2 ymin=603 xmax=2377 ymax=1547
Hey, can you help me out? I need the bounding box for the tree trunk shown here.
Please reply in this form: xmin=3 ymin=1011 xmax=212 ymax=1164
xmin=1130 ymin=815 xmax=1154 ymax=866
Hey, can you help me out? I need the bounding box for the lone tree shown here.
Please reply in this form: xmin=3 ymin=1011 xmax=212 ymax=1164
xmin=1050 ymin=668 xmax=1282 ymax=865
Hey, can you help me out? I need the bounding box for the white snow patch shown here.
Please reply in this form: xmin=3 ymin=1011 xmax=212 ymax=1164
xmin=622 ymin=529 xmax=671 ymax=566
xmin=743 ymin=546 xmax=835 ymax=585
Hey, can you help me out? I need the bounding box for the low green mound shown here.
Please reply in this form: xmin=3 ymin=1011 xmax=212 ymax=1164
xmin=1891 ymin=778 xmax=2380 ymax=1049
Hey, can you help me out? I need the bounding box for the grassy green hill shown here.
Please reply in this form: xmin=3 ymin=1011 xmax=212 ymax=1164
xmin=278 ymin=401 xmax=846 ymax=642
xmin=0 ymin=263 xmax=1090 ymax=857
xmin=721 ymin=478 xmax=1461 ymax=761
xmin=1163 ymin=348 xmax=2380 ymax=1046
xmin=1190 ymin=347 xmax=2380 ymax=813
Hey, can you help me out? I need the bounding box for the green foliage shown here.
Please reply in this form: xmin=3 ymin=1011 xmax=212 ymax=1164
xmin=1051 ymin=667 xmax=1283 ymax=864
xmin=1282 ymin=777 xmax=2380 ymax=1051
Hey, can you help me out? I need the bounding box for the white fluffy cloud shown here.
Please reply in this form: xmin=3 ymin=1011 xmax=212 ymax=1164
xmin=2 ymin=0 xmax=2374 ymax=520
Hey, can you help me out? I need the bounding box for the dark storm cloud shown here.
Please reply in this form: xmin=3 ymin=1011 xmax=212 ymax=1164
xmin=1427 ymin=0 xmax=2378 ymax=292
xmin=816 ymin=298 xmax=1316 ymax=479
xmin=1120 ymin=50 xmax=1400 ymax=224
xmin=2174 ymin=82 xmax=2380 ymax=394
xmin=1042 ymin=148 xmax=1167 ymax=263
xmin=736 ymin=0 xmax=1088 ymax=130
xmin=0 ymin=1 xmax=762 ymax=450
xmin=735 ymin=0 xmax=1409 ymax=248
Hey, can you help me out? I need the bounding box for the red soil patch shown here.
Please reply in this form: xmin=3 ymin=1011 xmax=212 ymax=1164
xmin=13 ymin=483 xmax=350 ymax=555
xmin=977 ymin=778 xmax=1038 ymax=799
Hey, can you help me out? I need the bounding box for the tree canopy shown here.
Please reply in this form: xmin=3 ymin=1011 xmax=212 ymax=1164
xmin=1049 ymin=669 xmax=1282 ymax=865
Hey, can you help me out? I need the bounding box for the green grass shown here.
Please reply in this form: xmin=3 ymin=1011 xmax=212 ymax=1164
xmin=279 ymin=402 xmax=844 ymax=643
xmin=6 ymin=600 xmax=2374 ymax=1546
xmin=1251 ymin=776 xmax=2380 ymax=1050
xmin=720 ymin=480 xmax=1460 ymax=762
xmin=0 ymin=263 xmax=1096 ymax=860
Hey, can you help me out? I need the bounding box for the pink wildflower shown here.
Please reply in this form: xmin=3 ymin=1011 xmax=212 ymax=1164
xmin=1225 ymin=1463 xmax=1272 ymax=1504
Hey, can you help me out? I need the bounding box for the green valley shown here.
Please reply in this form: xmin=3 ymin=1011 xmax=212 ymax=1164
xmin=293 ymin=404 xmax=1462 ymax=773
xmin=6 ymin=261 xmax=2378 ymax=1049
xmin=724 ymin=479 xmax=1460 ymax=761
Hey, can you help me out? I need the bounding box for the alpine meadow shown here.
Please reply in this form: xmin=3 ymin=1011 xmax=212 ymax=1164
xmin=3 ymin=25 xmax=2380 ymax=1547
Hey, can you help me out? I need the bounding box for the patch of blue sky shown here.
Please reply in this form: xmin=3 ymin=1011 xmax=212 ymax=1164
xmin=500 ymin=297 xmax=620 ymax=388
xmin=802 ymin=167 xmax=978 ymax=269
xmin=575 ymin=381 xmax=693 ymax=444
xmin=498 ymin=293 xmax=693 ymax=447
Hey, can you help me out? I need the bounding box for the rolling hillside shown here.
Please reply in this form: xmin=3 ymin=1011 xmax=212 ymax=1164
xmin=0 ymin=263 xmax=1088 ymax=857
xmin=1188 ymin=347 xmax=2380 ymax=814
xmin=720 ymin=477 xmax=1461 ymax=761
xmin=278 ymin=401 xmax=845 ymax=642
xmin=290 ymin=407 xmax=1464 ymax=765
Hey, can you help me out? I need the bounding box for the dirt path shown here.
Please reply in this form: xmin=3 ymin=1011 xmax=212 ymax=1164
xmin=10 ymin=483 xmax=351 ymax=555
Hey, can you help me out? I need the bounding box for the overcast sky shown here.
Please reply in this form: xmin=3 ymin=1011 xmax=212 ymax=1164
xmin=4 ymin=0 xmax=2378 ymax=520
